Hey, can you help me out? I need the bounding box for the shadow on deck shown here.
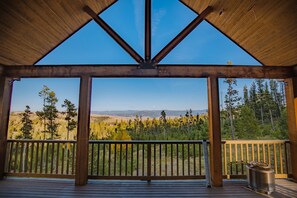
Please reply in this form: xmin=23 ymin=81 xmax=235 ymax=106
xmin=0 ymin=178 xmax=296 ymax=197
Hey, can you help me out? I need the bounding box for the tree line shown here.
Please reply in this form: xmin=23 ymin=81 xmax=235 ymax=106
xmin=18 ymin=85 xmax=77 ymax=140
xmin=90 ymin=109 xmax=208 ymax=141
xmin=222 ymin=78 xmax=287 ymax=140
xmin=13 ymin=78 xmax=288 ymax=141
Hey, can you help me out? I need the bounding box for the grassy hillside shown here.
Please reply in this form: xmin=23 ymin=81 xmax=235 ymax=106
xmin=8 ymin=112 xmax=130 ymax=140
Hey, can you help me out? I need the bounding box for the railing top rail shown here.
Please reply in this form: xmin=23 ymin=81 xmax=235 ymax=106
xmin=222 ymin=140 xmax=290 ymax=144
xmin=7 ymin=139 xmax=77 ymax=143
xmin=7 ymin=139 xmax=290 ymax=144
xmin=89 ymin=140 xmax=204 ymax=144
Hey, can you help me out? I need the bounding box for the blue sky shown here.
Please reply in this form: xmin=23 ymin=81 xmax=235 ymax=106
xmin=11 ymin=0 xmax=261 ymax=112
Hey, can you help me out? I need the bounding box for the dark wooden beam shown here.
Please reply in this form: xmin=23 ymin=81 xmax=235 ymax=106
xmin=285 ymin=78 xmax=297 ymax=181
xmin=151 ymin=6 xmax=213 ymax=64
xmin=0 ymin=66 xmax=3 ymax=76
xmin=75 ymin=76 xmax=92 ymax=186
xmin=207 ymin=77 xmax=222 ymax=187
xmin=2 ymin=65 xmax=294 ymax=79
xmin=145 ymin=0 xmax=151 ymax=62
xmin=0 ymin=77 xmax=13 ymax=179
xmin=84 ymin=6 xmax=144 ymax=64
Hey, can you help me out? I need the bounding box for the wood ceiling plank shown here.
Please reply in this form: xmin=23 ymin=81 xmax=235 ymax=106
xmin=182 ymin=0 xmax=297 ymax=66
xmin=0 ymin=0 xmax=116 ymax=65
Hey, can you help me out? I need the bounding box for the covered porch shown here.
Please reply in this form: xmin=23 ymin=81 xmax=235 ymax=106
xmin=1 ymin=0 xmax=297 ymax=194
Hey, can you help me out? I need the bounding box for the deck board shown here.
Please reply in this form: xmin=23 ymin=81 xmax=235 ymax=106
xmin=0 ymin=178 xmax=296 ymax=197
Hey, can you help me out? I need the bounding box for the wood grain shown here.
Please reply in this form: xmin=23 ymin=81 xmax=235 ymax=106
xmin=0 ymin=178 xmax=296 ymax=197
xmin=0 ymin=0 xmax=116 ymax=65
xmin=75 ymin=76 xmax=92 ymax=186
xmin=285 ymin=78 xmax=297 ymax=181
xmin=207 ymin=77 xmax=222 ymax=187
xmin=0 ymin=77 xmax=13 ymax=179
xmin=181 ymin=0 xmax=297 ymax=66
xmin=2 ymin=65 xmax=295 ymax=79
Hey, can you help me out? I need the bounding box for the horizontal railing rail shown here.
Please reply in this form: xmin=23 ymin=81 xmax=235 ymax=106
xmin=5 ymin=139 xmax=76 ymax=178
xmin=222 ymin=140 xmax=291 ymax=179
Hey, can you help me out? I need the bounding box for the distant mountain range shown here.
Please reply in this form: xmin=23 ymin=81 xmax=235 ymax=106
xmin=91 ymin=110 xmax=207 ymax=118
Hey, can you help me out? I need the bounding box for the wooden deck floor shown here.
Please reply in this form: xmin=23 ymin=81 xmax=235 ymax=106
xmin=0 ymin=178 xmax=296 ymax=197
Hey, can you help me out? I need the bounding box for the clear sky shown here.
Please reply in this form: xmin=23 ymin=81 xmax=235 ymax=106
xmin=10 ymin=0 xmax=261 ymax=112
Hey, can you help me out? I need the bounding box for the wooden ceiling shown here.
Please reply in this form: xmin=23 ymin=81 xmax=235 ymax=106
xmin=181 ymin=0 xmax=297 ymax=66
xmin=0 ymin=0 xmax=297 ymax=67
xmin=0 ymin=0 xmax=115 ymax=65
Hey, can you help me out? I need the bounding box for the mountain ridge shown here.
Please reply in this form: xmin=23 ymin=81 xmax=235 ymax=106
xmin=91 ymin=109 xmax=207 ymax=118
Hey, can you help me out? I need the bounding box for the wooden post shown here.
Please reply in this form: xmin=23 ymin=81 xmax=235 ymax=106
xmin=75 ymin=76 xmax=92 ymax=186
xmin=207 ymin=77 xmax=223 ymax=187
xmin=285 ymin=78 xmax=297 ymax=181
xmin=0 ymin=77 xmax=13 ymax=179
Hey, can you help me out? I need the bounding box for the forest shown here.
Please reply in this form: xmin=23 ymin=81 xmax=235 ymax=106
xmin=8 ymin=79 xmax=288 ymax=141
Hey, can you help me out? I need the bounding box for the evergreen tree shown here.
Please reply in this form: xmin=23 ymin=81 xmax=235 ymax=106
xmin=62 ymin=99 xmax=77 ymax=140
xmin=160 ymin=110 xmax=167 ymax=138
xmin=45 ymin=91 xmax=59 ymax=139
xmin=236 ymin=105 xmax=259 ymax=139
xmin=20 ymin=105 xmax=33 ymax=139
xmin=243 ymin=85 xmax=249 ymax=105
xmin=160 ymin=110 xmax=167 ymax=124
xmin=269 ymin=79 xmax=282 ymax=116
xmin=36 ymin=85 xmax=50 ymax=139
xmin=224 ymin=77 xmax=241 ymax=139
xmin=263 ymin=82 xmax=275 ymax=130
xmin=36 ymin=86 xmax=59 ymax=139
xmin=256 ymin=79 xmax=265 ymax=125
xmin=249 ymin=81 xmax=257 ymax=114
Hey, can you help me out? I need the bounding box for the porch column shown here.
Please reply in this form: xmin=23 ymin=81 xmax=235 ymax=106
xmin=75 ymin=76 xmax=92 ymax=186
xmin=0 ymin=77 xmax=13 ymax=179
xmin=285 ymin=78 xmax=297 ymax=180
xmin=207 ymin=77 xmax=223 ymax=187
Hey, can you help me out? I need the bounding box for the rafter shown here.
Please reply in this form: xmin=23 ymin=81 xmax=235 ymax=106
xmin=151 ymin=6 xmax=213 ymax=65
xmin=145 ymin=0 xmax=151 ymax=62
xmin=84 ymin=6 xmax=144 ymax=64
xmin=2 ymin=65 xmax=294 ymax=79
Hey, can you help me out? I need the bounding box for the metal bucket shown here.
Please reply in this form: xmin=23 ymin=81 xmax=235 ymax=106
xmin=246 ymin=161 xmax=275 ymax=194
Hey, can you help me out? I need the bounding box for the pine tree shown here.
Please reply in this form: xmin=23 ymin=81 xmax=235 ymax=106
xmin=249 ymin=81 xmax=257 ymax=114
xmin=36 ymin=85 xmax=50 ymax=139
xmin=20 ymin=105 xmax=33 ymax=139
xmin=160 ymin=110 xmax=167 ymax=124
xmin=256 ymin=79 xmax=265 ymax=125
xmin=160 ymin=110 xmax=167 ymax=138
xmin=263 ymin=82 xmax=275 ymax=130
xmin=236 ymin=105 xmax=259 ymax=139
xmin=62 ymin=99 xmax=77 ymax=140
xmin=224 ymin=78 xmax=241 ymax=140
xmin=243 ymin=85 xmax=248 ymax=104
xmin=45 ymin=91 xmax=59 ymax=139
xmin=36 ymin=86 xmax=59 ymax=139
xmin=269 ymin=80 xmax=282 ymax=116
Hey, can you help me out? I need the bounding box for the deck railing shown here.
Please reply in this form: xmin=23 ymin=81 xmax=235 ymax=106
xmin=5 ymin=139 xmax=291 ymax=179
xmin=5 ymin=140 xmax=76 ymax=178
xmin=88 ymin=140 xmax=205 ymax=180
xmin=222 ymin=140 xmax=291 ymax=178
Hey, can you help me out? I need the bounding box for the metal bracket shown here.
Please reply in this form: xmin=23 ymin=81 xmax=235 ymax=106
xmin=139 ymin=60 xmax=157 ymax=69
